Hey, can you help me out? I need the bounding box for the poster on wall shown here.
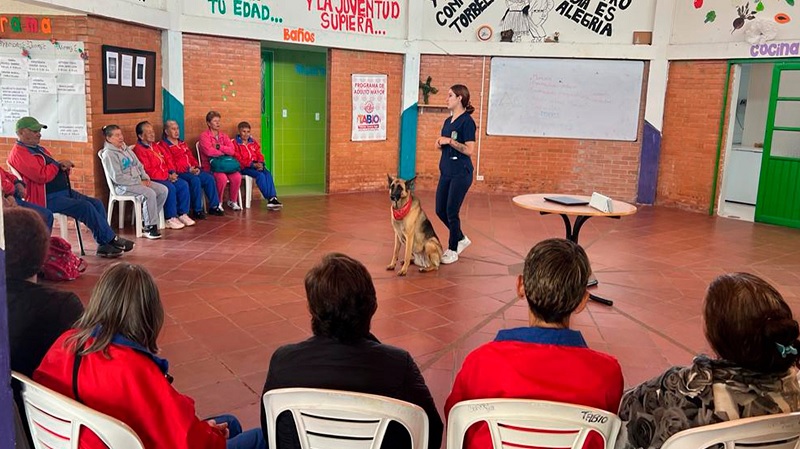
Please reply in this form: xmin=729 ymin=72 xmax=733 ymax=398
xmin=106 ymin=51 xmax=118 ymax=85
xmin=351 ymin=74 xmax=387 ymax=141
xmin=0 ymin=39 xmax=87 ymax=142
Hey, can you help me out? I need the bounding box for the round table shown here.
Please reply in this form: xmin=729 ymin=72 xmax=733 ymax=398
xmin=512 ymin=194 xmax=637 ymax=306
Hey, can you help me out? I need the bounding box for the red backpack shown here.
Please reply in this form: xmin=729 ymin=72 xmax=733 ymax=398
xmin=40 ymin=236 xmax=87 ymax=281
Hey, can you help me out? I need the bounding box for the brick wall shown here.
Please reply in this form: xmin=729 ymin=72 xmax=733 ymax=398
xmin=182 ymin=34 xmax=261 ymax=160
xmin=415 ymin=55 xmax=648 ymax=201
xmin=658 ymin=61 xmax=729 ymax=212
xmin=0 ymin=15 xmax=162 ymax=202
xmin=327 ymin=49 xmax=403 ymax=193
xmin=85 ymin=16 xmax=162 ymax=202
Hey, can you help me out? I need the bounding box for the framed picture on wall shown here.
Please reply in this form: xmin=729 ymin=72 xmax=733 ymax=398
xmin=106 ymin=51 xmax=118 ymax=85
xmin=101 ymin=45 xmax=156 ymax=113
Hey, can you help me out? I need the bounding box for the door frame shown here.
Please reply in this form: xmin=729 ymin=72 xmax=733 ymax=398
xmin=261 ymin=49 xmax=274 ymax=172
xmin=709 ymin=57 xmax=800 ymax=216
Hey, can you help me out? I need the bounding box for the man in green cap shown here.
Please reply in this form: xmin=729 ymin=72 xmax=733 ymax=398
xmin=8 ymin=116 xmax=135 ymax=258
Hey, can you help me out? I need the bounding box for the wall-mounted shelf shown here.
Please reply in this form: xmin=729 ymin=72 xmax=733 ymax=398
xmin=418 ymin=104 xmax=449 ymax=114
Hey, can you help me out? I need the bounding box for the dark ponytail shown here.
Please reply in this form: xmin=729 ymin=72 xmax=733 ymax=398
xmin=451 ymin=84 xmax=475 ymax=115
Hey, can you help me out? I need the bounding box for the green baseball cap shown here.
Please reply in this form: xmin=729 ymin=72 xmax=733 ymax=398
xmin=16 ymin=117 xmax=47 ymax=132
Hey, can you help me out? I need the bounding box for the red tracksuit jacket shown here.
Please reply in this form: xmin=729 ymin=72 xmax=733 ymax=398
xmin=233 ymin=137 xmax=264 ymax=169
xmin=34 ymin=331 xmax=226 ymax=449
xmin=133 ymin=141 xmax=175 ymax=182
xmin=158 ymin=139 xmax=199 ymax=174
xmin=445 ymin=328 xmax=623 ymax=449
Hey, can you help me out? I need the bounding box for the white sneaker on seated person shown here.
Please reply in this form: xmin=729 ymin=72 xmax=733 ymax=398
xmin=178 ymin=214 xmax=196 ymax=226
xmin=166 ymin=217 xmax=185 ymax=229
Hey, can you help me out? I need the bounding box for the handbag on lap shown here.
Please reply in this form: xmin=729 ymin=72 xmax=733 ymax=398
xmin=209 ymin=156 xmax=241 ymax=174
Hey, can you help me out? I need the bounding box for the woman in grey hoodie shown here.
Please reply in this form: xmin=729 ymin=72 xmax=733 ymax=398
xmin=99 ymin=125 xmax=167 ymax=239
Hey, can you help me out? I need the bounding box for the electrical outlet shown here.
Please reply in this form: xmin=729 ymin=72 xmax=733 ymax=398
xmin=476 ymin=175 xmax=485 ymax=181
xmin=282 ymin=109 xmax=288 ymax=118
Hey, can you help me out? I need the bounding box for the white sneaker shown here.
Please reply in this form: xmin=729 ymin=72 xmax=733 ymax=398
xmin=457 ymin=235 xmax=471 ymax=255
xmin=227 ymin=200 xmax=242 ymax=211
xmin=178 ymin=214 xmax=196 ymax=226
xmin=441 ymin=249 xmax=459 ymax=265
xmin=166 ymin=217 xmax=185 ymax=229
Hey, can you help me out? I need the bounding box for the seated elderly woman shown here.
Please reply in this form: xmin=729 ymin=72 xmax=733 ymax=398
xmin=34 ymin=263 xmax=265 ymax=449
xmin=260 ymin=253 xmax=444 ymax=449
xmin=617 ymin=272 xmax=800 ymax=449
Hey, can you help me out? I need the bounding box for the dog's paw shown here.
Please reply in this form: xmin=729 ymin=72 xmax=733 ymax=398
xmin=398 ymin=268 xmax=408 ymax=276
xmin=386 ymin=264 xmax=396 ymax=271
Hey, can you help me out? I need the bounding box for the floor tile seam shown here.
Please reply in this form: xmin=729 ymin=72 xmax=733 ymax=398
xmin=418 ymin=292 xmax=519 ymax=372
xmin=603 ymin=306 xmax=697 ymax=356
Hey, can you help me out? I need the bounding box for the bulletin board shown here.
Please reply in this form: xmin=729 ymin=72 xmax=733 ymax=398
xmin=102 ymin=45 xmax=156 ymax=114
xmin=0 ymin=39 xmax=87 ymax=142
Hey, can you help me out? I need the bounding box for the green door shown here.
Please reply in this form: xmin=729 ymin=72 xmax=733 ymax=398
xmin=755 ymin=63 xmax=800 ymax=227
xmin=261 ymin=51 xmax=274 ymax=172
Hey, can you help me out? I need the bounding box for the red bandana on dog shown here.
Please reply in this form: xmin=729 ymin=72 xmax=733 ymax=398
xmin=393 ymin=196 xmax=413 ymax=220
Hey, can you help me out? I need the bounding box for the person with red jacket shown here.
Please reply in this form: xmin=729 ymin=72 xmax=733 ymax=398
xmin=198 ymin=111 xmax=242 ymax=211
xmin=8 ymin=116 xmax=134 ymax=258
xmin=234 ymin=122 xmax=282 ymax=209
xmin=158 ymin=120 xmax=223 ymax=218
xmin=133 ymin=121 xmax=194 ymax=230
xmin=34 ymin=263 xmax=266 ymax=449
xmin=0 ymin=165 xmax=53 ymax=229
xmin=445 ymin=238 xmax=624 ymax=449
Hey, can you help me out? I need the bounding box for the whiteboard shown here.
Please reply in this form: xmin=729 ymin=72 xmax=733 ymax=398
xmin=487 ymin=58 xmax=644 ymax=141
xmin=0 ymin=39 xmax=87 ymax=142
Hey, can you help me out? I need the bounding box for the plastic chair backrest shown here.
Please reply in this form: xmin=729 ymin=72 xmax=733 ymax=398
xmin=97 ymin=150 xmax=117 ymax=193
xmin=660 ymin=413 xmax=800 ymax=449
xmin=447 ymin=399 xmax=621 ymax=449
xmin=195 ymin=142 xmax=202 ymax=168
xmin=12 ymin=372 xmax=144 ymax=449
xmin=263 ymin=387 xmax=429 ymax=449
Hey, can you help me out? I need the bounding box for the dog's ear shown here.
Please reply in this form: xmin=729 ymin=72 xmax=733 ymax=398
xmin=406 ymin=176 xmax=417 ymax=191
xmin=387 ymin=174 xmax=394 ymax=187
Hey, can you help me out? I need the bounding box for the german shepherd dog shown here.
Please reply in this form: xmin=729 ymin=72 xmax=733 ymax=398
xmin=387 ymin=176 xmax=443 ymax=276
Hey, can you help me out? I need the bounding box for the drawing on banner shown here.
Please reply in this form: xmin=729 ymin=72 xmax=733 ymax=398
xmin=106 ymin=51 xmax=118 ymax=85
xmin=500 ymin=0 xmax=555 ymax=42
xmin=351 ymin=74 xmax=387 ymax=141
xmin=0 ymin=39 xmax=87 ymax=142
xmin=135 ymin=56 xmax=146 ymax=87
xmin=121 ymin=54 xmax=133 ymax=87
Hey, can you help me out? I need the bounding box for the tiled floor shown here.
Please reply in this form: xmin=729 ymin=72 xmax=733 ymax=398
xmin=54 ymin=190 xmax=800 ymax=434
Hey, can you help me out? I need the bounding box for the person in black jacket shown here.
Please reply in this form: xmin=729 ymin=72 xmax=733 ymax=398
xmin=6 ymin=207 xmax=84 ymax=377
xmin=6 ymin=207 xmax=84 ymax=447
xmin=260 ymin=253 xmax=443 ymax=449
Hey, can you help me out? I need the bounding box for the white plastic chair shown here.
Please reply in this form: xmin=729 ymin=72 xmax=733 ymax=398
xmin=660 ymin=413 xmax=800 ymax=449
xmin=12 ymin=371 xmax=145 ymax=449
xmin=447 ymin=399 xmax=621 ymax=449
xmin=98 ymin=150 xmax=164 ymax=238
xmin=7 ymin=164 xmax=85 ymax=255
xmin=196 ymin=141 xmax=249 ymax=208
xmin=263 ymin=387 xmax=429 ymax=449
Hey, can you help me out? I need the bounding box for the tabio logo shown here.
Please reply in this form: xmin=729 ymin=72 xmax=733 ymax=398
xmin=283 ymin=27 xmax=315 ymax=42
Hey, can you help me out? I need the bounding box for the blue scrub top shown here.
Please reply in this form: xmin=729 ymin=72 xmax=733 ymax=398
xmin=439 ymin=113 xmax=476 ymax=177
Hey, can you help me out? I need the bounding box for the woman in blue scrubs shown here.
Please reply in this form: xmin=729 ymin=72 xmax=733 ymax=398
xmin=435 ymin=84 xmax=476 ymax=265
